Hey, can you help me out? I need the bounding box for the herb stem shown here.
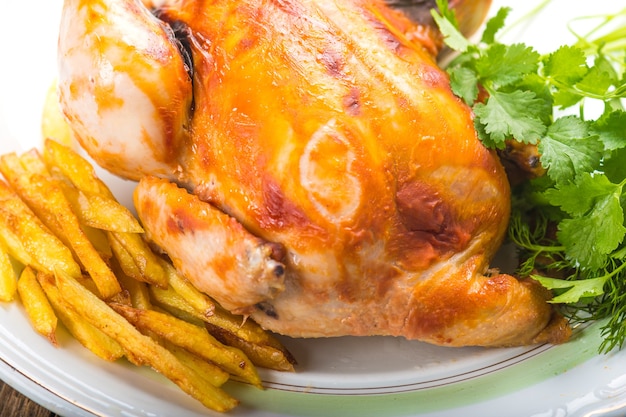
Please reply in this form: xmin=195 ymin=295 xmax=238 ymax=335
xmin=498 ymin=0 xmax=554 ymax=39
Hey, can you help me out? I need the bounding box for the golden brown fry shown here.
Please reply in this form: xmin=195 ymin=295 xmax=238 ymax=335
xmin=113 ymin=262 xmax=152 ymax=310
xmin=206 ymin=319 xmax=296 ymax=372
xmin=43 ymin=181 xmax=121 ymax=298
xmin=0 ymin=142 xmax=304 ymax=411
xmin=37 ymin=272 xmax=125 ymax=361
xmin=42 ymin=138 xmax=114 ymax=199
xmin=0 ymin=242 xmax=17 ymax=302
xmin=149 ymin=285 xmax=207 ymax=327
xmin=17 ymin=148 xmax=49 ymax=174
xmin=0 ymin=151 xmax=63 ymax=239
xmin=9 ymin=151 xmax=114 ymax=260
xmin=162 ymin=261 xmax=214 ymax=318
xmin=55 ymin=270 xmax=238 ymax=412
xmin=80 ymin=224 xmax=113 ymax=261
xmin=58 ymin=173 xmax=143 ymax=234
xmin=165 ymin=342 xmax=230 ymax=388
xmin=41 ymin=141 xmax=143 ymax=246
xmin=0 ymin=151 xmax=121 ymax=298
xmin=107 ymin=233 xmax=142 ymax=282
xmin=107 ymin=231 xmax=168 ymax=288
xmin=0 ymin=180 xmax=82 ymax=279
xmin=110 ymin=303 xmax=262 ymax=388
xmin=17 ymin=266 xmax=58 ymax=346
xmin=150 ymin=281 xmax=296 ymax=371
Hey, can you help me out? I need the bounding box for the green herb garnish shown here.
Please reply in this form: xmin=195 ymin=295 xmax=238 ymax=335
xmin=433 ymin=0 xmax=626 ymax=353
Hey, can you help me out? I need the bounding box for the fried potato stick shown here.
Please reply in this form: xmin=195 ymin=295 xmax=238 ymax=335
xmin=60 ymin=181 xmax=143 ymax=234
xmin=42 ymin=138 xmax=116 ymax=201
xmin=0 ymin=180 xmax=82 ymax=279
xmin=0 ymin=151 xmax=121 ymax=298
xmin=55 ymin=269 xmax=238 ymax=412
xmin=165 ymin=342 xmax=230 ymax=388
xmin=107 ymin=231 xmax=168 ymax=288
xmin=162 ymin=260 xmax=215 ymax=318
xmin=150 ymin=283 xmax=295 ymax=371
xmin=17 ymin=266 xmax=58 ymax=346
xmin=0 ymin=242 xmax=17 ymax=302
xmin=114 ymin=264 xmax=153 ymax=310
xmin=110 ymin=303 xmax=262 ymax=388
xmin=37 ymin=272 xmax=125 ymax=361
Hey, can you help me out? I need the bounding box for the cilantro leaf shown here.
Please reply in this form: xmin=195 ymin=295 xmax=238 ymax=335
xmin=544 ymin=173 xmax=619 ymax=217
xmin=603 ymin=148 xmax=626 ymax=184
xmin=552 ymin=89 xmax=584 ymax=109
xmin=576 ymin=65 xmax=614 ymax=96
xmin=473 ymin=90 xmax=546 ymax=147
xmin=557 ymin=191 xmax=625 ymax=270
xmin=552 ymin=61 xmax=615 ymax=108
xmin=430 ymin=7 xmax=470 ymax=52
xmin=543 ymin=45 xmax=589 ymax=85
xmin=475 ymin=43 xmax=539 ymax=88
xmin=532 ymin=275 xmax=607 ymax=304
xmin=449 ymin=66 xmax=479 ymax=104
xmin=538 ymin=116 xmax=603 ymax=183
xmin=434 ymin=0 xmax=459 ymax=29
xmin=591 ymin=110 xmax=626 ymax=151
xmin=480 ymin=7 xmax=511 ymax=45
xmin=544 ymin=173 xmax=626 ymax=270
xmin=517 ymin=73 xmax=554 ymax=122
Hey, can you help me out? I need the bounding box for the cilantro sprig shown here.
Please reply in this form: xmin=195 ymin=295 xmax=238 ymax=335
xmin=433 ymin=1 xmax=626 ymax=352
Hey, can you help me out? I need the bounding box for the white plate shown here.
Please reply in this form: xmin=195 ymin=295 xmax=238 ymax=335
xmin=1 ymin=1 xmax=626 ymax=416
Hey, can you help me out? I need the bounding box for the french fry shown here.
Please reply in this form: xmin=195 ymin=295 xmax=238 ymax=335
xmin=0 ymin=151 xmax=121 ymax=298
xmin=17 ymin=266 xmax=58 ymax=346
xmin=43 ymin=139 xmax=145 ymax=240
xmin=17 ymin=147 xmax=49 ymax=173
xmin=206 ymin=317 xmax=297 ymax=372
xmin=150 ymin=281 xmax=296 ymax=371
xmin=0 ymin=242 xmax=17 ymax=302
xmin=0 ymin=151 xmax=64 ymax=240
xmin=162 ymin=261 xmax=214 ymax=318
xmin=107 ymin=231 xmax=168 ymax=288
xmin=61 ymin=182 xmax=144 ymax=233
xmin=42 ymin=138 xmax=115 ymax=199
xmin=209 ymin=303 xmax=283 ymax=346
xmin=0 ymin=180 xmax=82 ymax=279
xmin=110 ymin=303 xmax=262 ymax=388
xmin=47 ymin=193 xmax=122 ymax=298
xmin=54 ymin=269 xmax=238 ymax=412
xmin=165 ymin=342 xmax=230 ymax=388
xmin=1 ymin=151 xmax=112 ymax=262
xmin=113 ymin=261 xmax=152 ymax=310
xmin=149 ymin=284 xmax=208 ymax=327
xmin=80 ymin=224 xmax=113 ymax=261
xmin=37 ymin=272 xmax=125 ymax=361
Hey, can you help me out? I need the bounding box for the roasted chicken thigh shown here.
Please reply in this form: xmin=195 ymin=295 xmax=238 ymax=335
xmin=57 ymin=0 xmax=570 ymax=347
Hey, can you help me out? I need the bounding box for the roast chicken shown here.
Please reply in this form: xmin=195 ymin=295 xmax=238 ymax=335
xmin=57 ymin=0 xmax=571 ymax=347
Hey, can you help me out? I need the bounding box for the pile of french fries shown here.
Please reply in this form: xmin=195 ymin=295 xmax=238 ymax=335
xmin=0 ymin=138 xmax=296 ymax=413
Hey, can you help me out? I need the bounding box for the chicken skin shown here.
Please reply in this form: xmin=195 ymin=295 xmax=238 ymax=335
xmin=57 ymin=0 xmax=570 ymax=347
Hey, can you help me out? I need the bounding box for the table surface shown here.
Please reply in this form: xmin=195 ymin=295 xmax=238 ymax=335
xmin=0 ymin=380 xmax=59 ymax=417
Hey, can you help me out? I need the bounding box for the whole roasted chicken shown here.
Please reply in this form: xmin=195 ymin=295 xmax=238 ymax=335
xmin=57 ymin=0 xmax=570 ymax=347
